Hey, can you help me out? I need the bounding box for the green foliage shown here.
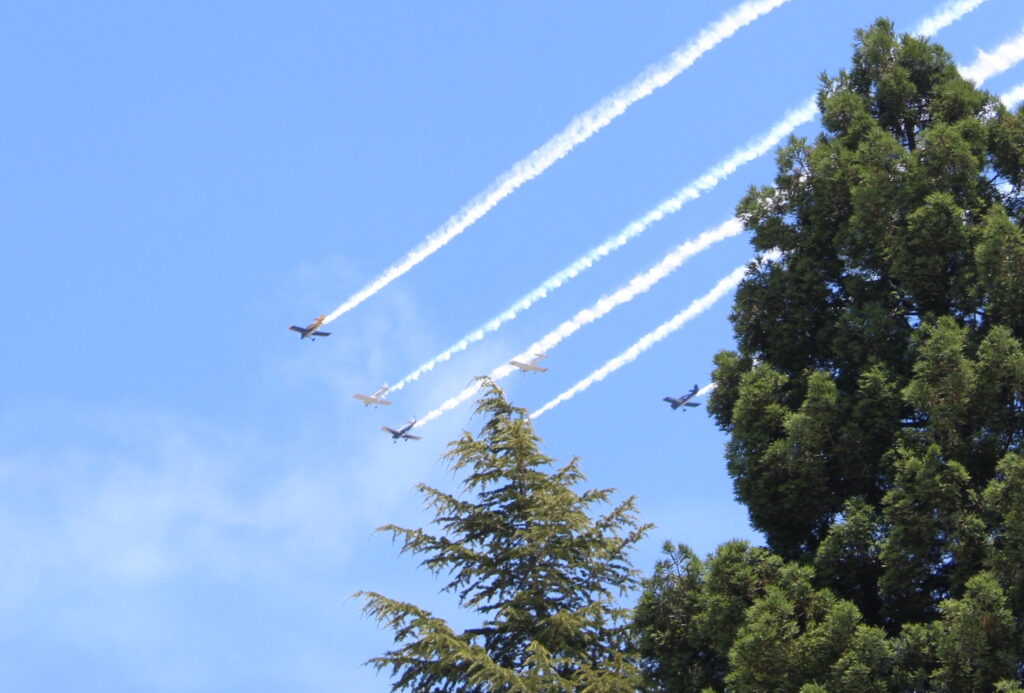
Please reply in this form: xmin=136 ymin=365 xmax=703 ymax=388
xmin=814 ymin=499 xmax=884 ymax=624
xmin=634 ymin=541 xmax=784 ymax=690
xmin=878 ymin=445 xmax=985 ymax=624
xmin=981 ymin=454 xmax=1024 ymax=637
xmin=635 ymin=18 xmax=1024 ymax=691
xmin=975 ymin=207 xmax=1024 ymax=333
xmin=359 ymin=379 xmax=650 ymax=691
xmin=932 ymin=572 xmax=1017 ymax=692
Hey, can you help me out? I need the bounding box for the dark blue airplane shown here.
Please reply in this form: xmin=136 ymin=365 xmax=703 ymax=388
xmin=664 ymin=385 xmax=701 ymax=411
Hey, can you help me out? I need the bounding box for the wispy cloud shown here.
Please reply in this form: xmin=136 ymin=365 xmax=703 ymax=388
xmin=959 ymin=25 xmax=1024 ymax=84
xmin=416 ymin=219 xmax=744 ymax=426
xmin=0 ymin=408 xmax=436 ymax=596
xmin=915 ymin=0 xmax=989 ymax=37
xmin=1002 ymin=82 xmax=1024 ymax=108
xmin=390 ymin=97 xmax=818 ymax=393
xmin=321 ymin=0 xmax=792 ymax=326
xmin=531 ymin=255 xmax=778 ymax=419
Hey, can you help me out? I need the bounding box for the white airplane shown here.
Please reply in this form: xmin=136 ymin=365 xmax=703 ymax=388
xmin=664 ymin=384 xmax=701 ymax=411
xmin=509 ymin=353 xmax=548 ymax=373
xmin=289 ymin=314 xmax=331 ymax=340
xmin=381 ymin=419 xmax=421 ymax=442
xmin=354 ymin=384 xmax=393 ymax=408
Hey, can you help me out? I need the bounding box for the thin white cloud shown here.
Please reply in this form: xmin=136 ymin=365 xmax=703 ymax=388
xmin=531 ymin=254 xmax=779 ymax=419
xmin=390 ymin=97 xmax=818 ymax=393
xmin=959 ymin=26 xmax=1024 ymax=84
xmin=1002 ymin=82 xmax=1024 ymax=108
xmin=416 ymin=219 xmax=744 ymax=426
xmin=915 ymin=0 xmax=989 ymax=37
xmin=321 ymin=0 xmax=792 ymax=326
xmin=0 ymin=412 xmax=433 ymax=594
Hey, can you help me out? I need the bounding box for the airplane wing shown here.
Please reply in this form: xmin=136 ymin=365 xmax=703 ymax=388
xmin=381 ymin=426 xmax=398 ymax=436
xmin=511 ymin=361 xmax=547 ymax=372
xmin=312 ymin=331 xmax=331 ymax=337
xmin=684 ymin=402 xmax=700 ymax=407
xmin=402 ymin=433 xmax=422 ymax=441
xmin=289 ymin=326 xmax=306 ymax=333
xmin=356 ymin=394 xmax=393 ymax=406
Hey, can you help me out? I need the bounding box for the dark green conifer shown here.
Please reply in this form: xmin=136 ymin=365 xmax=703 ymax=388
xmin=359 ymin=378 xmax=651 ymax=691
xmin=635 ymin=18 xmax=1024 ymax=690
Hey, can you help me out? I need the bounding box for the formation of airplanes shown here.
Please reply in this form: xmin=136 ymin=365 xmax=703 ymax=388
xmin=289 ymin=318 xmax=704 ymax=439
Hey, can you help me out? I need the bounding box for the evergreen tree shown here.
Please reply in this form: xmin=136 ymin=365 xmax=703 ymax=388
xmin=359 ymin=378 xmax=651 ymax=691
xmin=636 ymin=18 xmax=1024 ymax=690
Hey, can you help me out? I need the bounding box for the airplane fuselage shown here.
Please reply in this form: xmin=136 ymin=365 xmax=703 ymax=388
xmin=509 ymin=354 xmax=548 ymax=373
xmin=290 ymin=314 xmax=331 ymax=340
xmin=355 ymin=386 xmax=392 ymax=407
xmin=665 ymin=385 xmax=700 ymax=410
xmin=381 ymin=421 xmax=421 ymax=441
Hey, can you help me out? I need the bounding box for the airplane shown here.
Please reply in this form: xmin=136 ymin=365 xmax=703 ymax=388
xmin=289 ymin=314 xmax=331 ymax=340
xmin=381 ymin=419 xmax=421 ymax=442
xmin=354 ymin=384 xmax=393 ymax=408
xmin=664 ymin=384 xmax=701 ymax=411
xmin=509 ymin=353 xmax=548 ymax=373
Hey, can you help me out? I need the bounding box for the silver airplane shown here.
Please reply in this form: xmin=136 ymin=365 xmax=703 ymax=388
xmin=664 ymin=384 xmax=701 ymax=411
xmin=354 ymin=384 xmax=393 ymax=408
xmin=381 ymin=419 xmax=421 ymax=442
xmin=289 ymin=314 xmax=331 ymax=340
xmin=509 ymin=353 xmax=548 ymax=373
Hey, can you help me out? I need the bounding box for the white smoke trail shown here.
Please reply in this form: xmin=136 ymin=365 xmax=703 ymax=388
xmin=696 ymin=382 xmax=717 ymax=398
xmin=915 ymin=0 xmax=988 ymax=37
xmin=389 ymin=97 xmax=818 ymax=392
xmin=414 ymin=219 xmax=744 ymax=426
xmin=410 ymin=0 xmax=989 ymax=422
xmin=959 ymin=26 xmax=1024 ymax=84
xmin=531 ymin=255 xmax=780 ymax=419
xmin=320 ymin=0 xmax=792 ymax=325
xmin=526 ymin=1 xmax=991 ymax=420
xmin=1002 ymin=82 xmax=1024 ymax=108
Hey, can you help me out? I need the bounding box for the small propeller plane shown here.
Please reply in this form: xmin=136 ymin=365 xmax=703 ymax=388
xmin=381 ymin=419 xmax=421 ymax=442
xmin=509 ymin=353 xmax=548 ymax=373
xmin=354 ymin=384 xmax=393 ymax=408
xmin=289 ymin=314 xmax=331 ymax=340
xmin=664 ymin=385 xmax=701 ymax=411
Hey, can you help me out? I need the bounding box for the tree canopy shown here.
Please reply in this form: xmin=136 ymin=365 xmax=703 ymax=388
xmin=636 ymin=19 xmax=1024 ymax=691
xmin=362 ymin=19 xmax=1024 ymax=692
xmin=359 ymin=378 xmax=651 ymax=691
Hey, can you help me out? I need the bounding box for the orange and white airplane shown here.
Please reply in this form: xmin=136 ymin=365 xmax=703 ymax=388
xmin=289 ymin=314 xmax=331 ymax=340
xmin=509 ymin=353 xmax=548 ymax=373
xmin=354 ymin=384 xmax=392 ymax=407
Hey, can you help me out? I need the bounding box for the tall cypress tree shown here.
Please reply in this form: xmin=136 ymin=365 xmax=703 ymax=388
xmin=636 ymin=19 xmax=1024 ymax=690
xmin=359 ymin=378 xmax=651 ymax=691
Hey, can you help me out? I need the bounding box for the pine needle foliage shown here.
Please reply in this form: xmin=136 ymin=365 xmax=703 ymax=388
xmin=358 ymin=378 xmax=651 ymax=692
xmin=636 ymin=19 xmax=1024 ymax=690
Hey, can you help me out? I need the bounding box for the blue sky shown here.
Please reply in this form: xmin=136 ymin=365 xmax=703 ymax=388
xmin=2 ymin=1 xmax=1023 ymax=690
